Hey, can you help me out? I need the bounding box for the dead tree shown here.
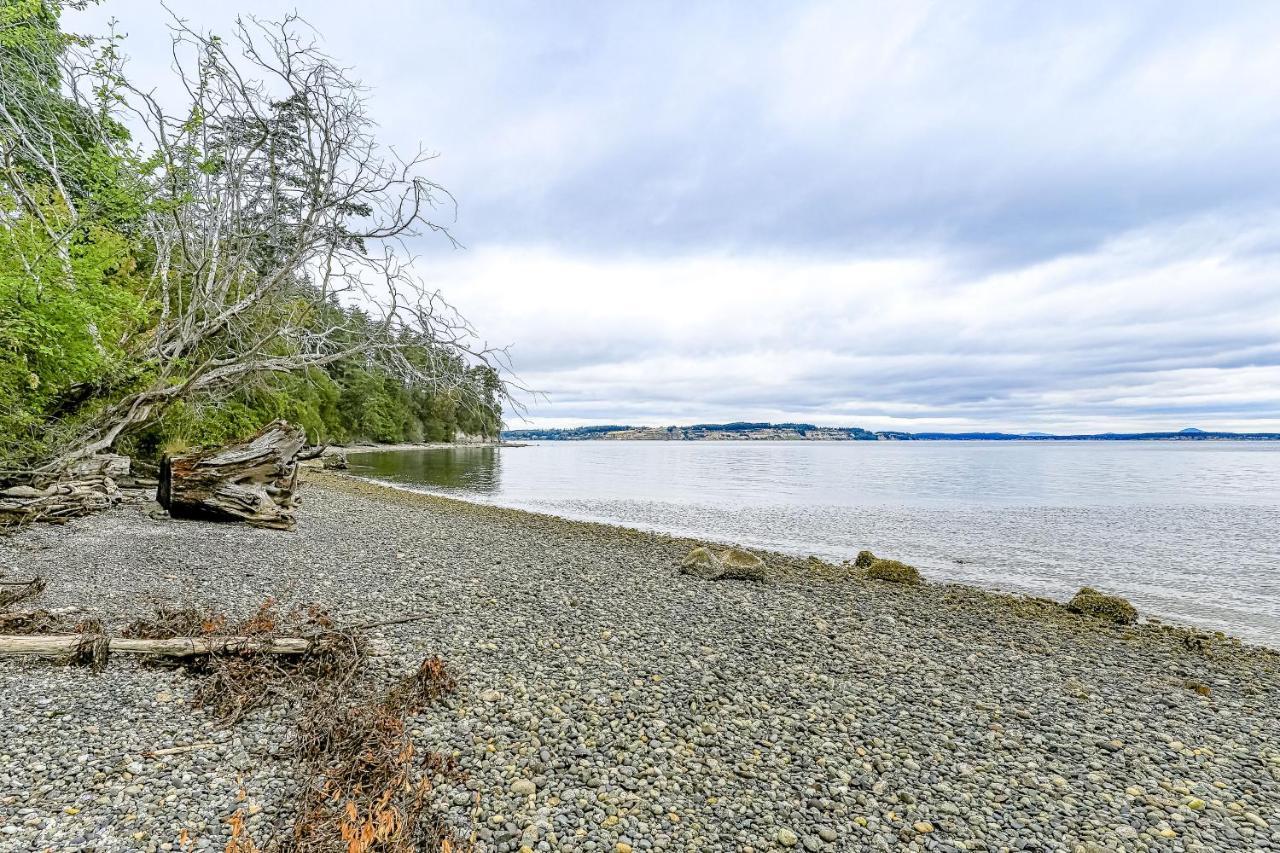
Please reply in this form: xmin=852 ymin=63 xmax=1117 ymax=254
xmin=157 ymin=420 xmax=305 ymax=530
xmin=29 ymin=13 xmax=511 ymax=474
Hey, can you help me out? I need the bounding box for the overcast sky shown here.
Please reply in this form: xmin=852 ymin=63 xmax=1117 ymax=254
xmin=76 ymin=1 xmax=1280 ymax=432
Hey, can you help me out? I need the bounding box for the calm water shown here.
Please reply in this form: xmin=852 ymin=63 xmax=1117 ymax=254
xmin=348 ymin=441 xmax=1280 ymax=646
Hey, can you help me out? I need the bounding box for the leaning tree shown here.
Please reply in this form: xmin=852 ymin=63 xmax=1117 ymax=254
xmin=3 ymin=7 xmax=508 ymax=474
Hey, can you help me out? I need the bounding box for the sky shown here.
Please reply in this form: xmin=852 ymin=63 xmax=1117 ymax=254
xmin=75 ymin=1 xmax=1280 ymax=432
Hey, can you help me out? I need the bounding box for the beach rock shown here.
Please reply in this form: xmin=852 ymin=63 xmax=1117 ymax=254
xmin=716 ymin=548 xmax=767 ymax=581
xmin=853 ymin=549 xmax=877 ymax=569
xmin=322 ymin=452 xmax=349 ymax=470
xmin=866 ymin=559 xmax=921 ymax=585
xmin=679 ymin=546 xmax=722 ymax=579
xmin=679 ymin=546 xmax=765 ymax=581
xmin=1067 ymin=587 xmax=1138 ymax=624
xmin=777 ymin=827 xmax=798 ymax=846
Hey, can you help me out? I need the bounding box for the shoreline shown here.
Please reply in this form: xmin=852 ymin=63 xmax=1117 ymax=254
xmin=322 ymin=439 xmax=518 ymax=455
xmin=326 ymin=470 xmax=1280 ymax=654
xmin=2 ymin=473 xmax=1279 ymax=850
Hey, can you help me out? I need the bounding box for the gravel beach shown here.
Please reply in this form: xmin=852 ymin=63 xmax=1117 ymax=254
xmin=2 ymin=472 xmax=1280 ymax=852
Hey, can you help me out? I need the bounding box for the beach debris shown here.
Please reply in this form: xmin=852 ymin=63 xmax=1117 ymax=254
xmin=1 ymin=575 xmax=471 ymax=849
xmin=866 ymin=559 xmax=922 ymax=585
xmin=0 ymin=474 xmax=122 ymax=527
xmin=1182 ymin=678 xmax=1212 ymax=697
xmin=0 ymin=576 xmax=45 ymax=609
xmin=679 ymin=546 xmax=767 ymax=581
xmin=286 ymin=655 xmax=465 ymax=853
xmin=157 ymin=419 xmax=305 ymax=530
xmin=1067 ymin=587 xmax=1138 ymax=624
xmin=853 ymin=549 xmax=877 ymax=569
xmin=0 ymin=633 xmax=312 ymax=663
xmin=322 ymin=451 xmax=350 ymax=470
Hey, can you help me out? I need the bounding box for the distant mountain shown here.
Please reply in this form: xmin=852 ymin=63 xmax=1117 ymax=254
xmin=501 ymin=423 xmax=1280 ymax=442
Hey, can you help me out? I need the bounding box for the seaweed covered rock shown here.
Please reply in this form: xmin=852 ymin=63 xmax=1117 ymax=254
xmin=679 ymin=546 xmax=766 ymax=582
xmin=717 ymin=548 xmax=767 ymax=582
xmin=1067 ymin=587 xmax=1137 ymax=624
xmin=680 ymin=547 xmax=722 ymax=579
xmin=853 ymin=549 xmax=877 ymax=569
xmin=866 ymin=559 xmax=921 ymax=585
xmin=322 ymin=452 xmax=350 ymax=470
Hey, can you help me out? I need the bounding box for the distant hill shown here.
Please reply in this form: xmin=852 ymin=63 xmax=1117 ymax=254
xmin=502 ymin=423 xmax=1280 ymax=441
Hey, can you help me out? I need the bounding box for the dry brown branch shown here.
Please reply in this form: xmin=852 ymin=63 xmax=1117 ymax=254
xmin=286 ymin=656 xmax=468 ymax=853
xmin=1 ymin=582 xmax=473 ymax=850
xmin=0 ymin=577 xmax=45 ymax=609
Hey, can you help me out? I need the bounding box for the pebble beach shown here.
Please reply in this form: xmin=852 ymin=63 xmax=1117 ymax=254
xmin=2 ymin=471 xmax=1280 ymax=852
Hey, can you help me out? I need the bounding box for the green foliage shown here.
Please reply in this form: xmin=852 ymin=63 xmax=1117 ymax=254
xmin=0 ymin=191 xmax=148 ymax=462
xmin=122 ymin=360 xmax=502 ymax=461
xmin=0 ymin=4 xmax=504 ymax=467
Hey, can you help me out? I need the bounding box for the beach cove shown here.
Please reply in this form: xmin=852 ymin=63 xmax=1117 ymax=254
xmin=1 ymin=471 xmax=1279 ymax=851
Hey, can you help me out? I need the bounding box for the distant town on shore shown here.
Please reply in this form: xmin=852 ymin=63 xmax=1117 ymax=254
xmin=502 ymin=423 xmax=1280 ymax=442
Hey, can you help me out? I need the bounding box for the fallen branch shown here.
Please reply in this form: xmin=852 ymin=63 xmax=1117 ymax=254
xmin=348 ymin=612 xmax=434 ymax=631
xmin=0 ymin=477 xmax=121 ymax=527
xmin=143 ymin=742 xmax=216 ymax=758
xmin=0 ymin=634 xmax=311 ymax=660
xmin=0 ymin=577 xmax=45 ymax=609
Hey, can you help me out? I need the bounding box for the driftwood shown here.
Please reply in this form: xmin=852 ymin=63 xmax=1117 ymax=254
xmin=157 ymin=420 xmax=305 ymax=530
xmin=297 ymin=444 xmax=328 ymax=461
xmin=0 ymin=475 xmax=121 ymax=527
xmin=66 ymin=453 xmax=131 ymax=480
xmin=0 ymin=577 xmax=45 ymax=609
xmin=0 ymin=634 xmax=312 ymax=667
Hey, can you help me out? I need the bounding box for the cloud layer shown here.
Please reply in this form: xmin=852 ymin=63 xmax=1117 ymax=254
xmin=76 ymin=1 xmax=1280 ymax=430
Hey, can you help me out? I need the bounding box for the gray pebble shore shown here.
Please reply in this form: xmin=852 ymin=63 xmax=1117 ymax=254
xmin=2 ymin=471 xmax=1279 ymax=852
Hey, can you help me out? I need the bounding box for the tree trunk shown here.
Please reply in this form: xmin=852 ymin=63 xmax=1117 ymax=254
xmin=157 ymin=420 xmax=306 ymax=530
xmin=0 ymin=634 xmax=311 ymax=657
xmin=0 ymin=633 xmax=312 ymax=670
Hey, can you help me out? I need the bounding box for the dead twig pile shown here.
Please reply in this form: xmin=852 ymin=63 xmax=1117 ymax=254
xmin=281 ymin=655 xmax=467 ymax=852
xmin=3 ymin=582 xmax=473 ymax=851
xmin=0 ymin=576 xmax=46 ymax=609
xmin=121 ymin=599 xmax=367 ymax=725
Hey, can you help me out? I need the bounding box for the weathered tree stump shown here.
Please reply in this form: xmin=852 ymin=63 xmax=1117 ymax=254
xmin=157 ymin=420 xmax=306 ymax=530
xmin=0 ymin=476 xmax=121 ymax=527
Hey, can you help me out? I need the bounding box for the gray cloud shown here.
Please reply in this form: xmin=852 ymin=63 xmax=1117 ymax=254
xmin=76 ymin=0 xmax=1280 ymax=430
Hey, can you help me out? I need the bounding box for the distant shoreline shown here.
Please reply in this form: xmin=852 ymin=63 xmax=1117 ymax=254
xmin=502 ymin=423 xmax=1280 ymax=442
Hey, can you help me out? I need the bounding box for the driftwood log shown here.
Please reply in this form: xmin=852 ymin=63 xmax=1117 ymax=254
xmin=0 ymin=633 xmax=312 ymax=671
xmin=0 ymin=634 xmax=311 ymax=657
xmin=0 ymin=474 xmax=122 ymax=527
xmin=157 ymin=420 xmax=305 ymax=530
